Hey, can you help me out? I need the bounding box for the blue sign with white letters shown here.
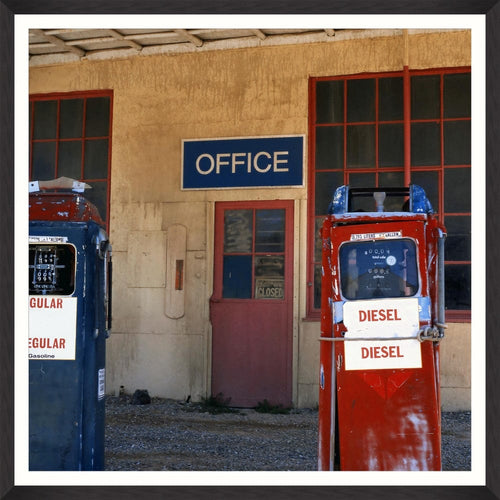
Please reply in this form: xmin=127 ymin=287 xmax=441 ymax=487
xmin=182 ymin=135 xmax=304 ymax=189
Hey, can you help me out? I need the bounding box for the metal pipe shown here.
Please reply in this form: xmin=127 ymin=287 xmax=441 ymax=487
xmin=438 ymin=228 xmax=447 ymax=337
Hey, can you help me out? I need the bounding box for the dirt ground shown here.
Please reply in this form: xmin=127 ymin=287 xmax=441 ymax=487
xmin=104 ymin=397 xmax=471 ymax=471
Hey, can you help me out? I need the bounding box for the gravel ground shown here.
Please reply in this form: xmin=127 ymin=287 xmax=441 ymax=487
xmin=104 ymin=396 xmax=470 ymax=472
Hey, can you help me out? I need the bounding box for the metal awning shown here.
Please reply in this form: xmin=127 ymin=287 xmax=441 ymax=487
xmin=28 ymin=28 xmax=462 ymax=67
xmin=29 ymin=28 xmax=339 ymax=65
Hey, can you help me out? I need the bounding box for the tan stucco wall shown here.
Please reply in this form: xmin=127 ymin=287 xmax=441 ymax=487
xmin=29 ymin=29 xmax=472 ymax=409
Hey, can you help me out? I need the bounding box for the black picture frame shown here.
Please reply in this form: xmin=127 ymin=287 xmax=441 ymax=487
xmin=1 ymin=1 xmax=498 ymax=499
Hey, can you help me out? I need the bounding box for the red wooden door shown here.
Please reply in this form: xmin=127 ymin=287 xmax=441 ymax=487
xmin=210 ymin=200 xmax=294 ymax=408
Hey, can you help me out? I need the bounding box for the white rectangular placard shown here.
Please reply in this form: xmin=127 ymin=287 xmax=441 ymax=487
xmin=343 ymin=298 xmax=421 ymax=370
xmin=28 ymin=296 xmax=77 ymax=360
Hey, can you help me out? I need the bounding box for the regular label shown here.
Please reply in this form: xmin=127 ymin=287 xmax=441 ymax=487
xmin=28 ymin=296 xmax=77 ymax=360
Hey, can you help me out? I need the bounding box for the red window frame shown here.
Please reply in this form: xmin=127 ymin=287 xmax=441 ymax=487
xmin=307 ymin=68 xmax=471 ymax=322
xmin=29 ymin=89 xmax=113 ymax=231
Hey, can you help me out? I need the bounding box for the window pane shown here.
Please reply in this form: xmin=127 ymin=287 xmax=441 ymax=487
xmin=411 ymin=75 xmax=440 ymax=119
xmin=378 ymin=171 xmax=404 ymax=187
xmin=255 ymin=209 xmax=285 ymax=253
xmin=224 ymin=210 xmax=253 ymax=253
xmin=60 ymin=99 xmax=83 ymax=139
xmin=315 ymin=171 xmax=344 ymax=215
xmin=84 ymin=139 xmax=109 ymax=179
xmin=347 ymin=173 xmax=377 ymax=211
xmin=445 ymin=264 xmax=471 ymax=309
xmin=255 ymin=256 xmax=285 ymax=300
xmin=411 ymin=122 xmax=441 ymax=166
xmin=379 ymin=77 xmax=403 ymax=121
xmin=315 ymin=126 xmax=343 ymax=170
xmin=444 ymin=168 xmax=471 ymax=213
xmin=339 ymin=239 xmax=419 ymax=299
xmin=378 ymin=172 xmax=407 ymax=211
xmin=314 ymin=264 xmax=322 ymax=309
xmin=85 ymin=97 xmax=110 ymax=137
xmin=444 ymin=73 xmax=471 ymax=118
xmin=347 ymin=79 xmax=375 ymax=123
xmin=315 ymin=217 xmax=324 ymax=262
xmin=223 ymin=255 xmax=252 ymax=298
xmin=410 ymin=170 xmax=439 ymax=213
xmin=347 ymin=125 xmax=375 ymax=168
xmin=445 ymin=216 xmax=471 ymax=261
xmin=32 ymin=142 xmax=56 ymax=180
xmin=348 ymin=172 xmax=376 ymax=188
xmin=33 ymin=100 xmax=57 ymax=140
xmin=379 ymin=123 xmax=404 ymax=167
xmin=316 ymin=80 xmax=344 ymax=124
xmin=444 ymin=120 xmax=471 ymax=165
xmin=85 ymin=181 xmax=108 ymax=222
xmin=58 ymin=141 xmax=82 ymax=179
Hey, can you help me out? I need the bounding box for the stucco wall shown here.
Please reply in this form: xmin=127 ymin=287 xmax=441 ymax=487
xmin=29 ymin=29 xmax=472 ymax=410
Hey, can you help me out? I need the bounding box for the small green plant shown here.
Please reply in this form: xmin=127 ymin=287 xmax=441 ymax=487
xmin=199 ymin=393 xmax=239 ymax=414
xmin=255 ymin=399 xmax=291 ymax=414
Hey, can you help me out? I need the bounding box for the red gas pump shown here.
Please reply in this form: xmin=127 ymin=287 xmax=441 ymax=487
xmin=318 ymin=185 xmax=446 ymax=471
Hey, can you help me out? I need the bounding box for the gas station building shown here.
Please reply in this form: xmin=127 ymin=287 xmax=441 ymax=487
xmin=28 ymin=27 xmax=472 ymax=410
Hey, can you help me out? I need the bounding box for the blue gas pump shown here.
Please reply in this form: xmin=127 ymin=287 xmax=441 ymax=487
xmin=28 ymin=178 xmax=112 ymax=470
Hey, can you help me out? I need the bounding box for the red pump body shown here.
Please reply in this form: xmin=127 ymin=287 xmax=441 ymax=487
xmin=318 ymin=186 xmax=446 ymax=471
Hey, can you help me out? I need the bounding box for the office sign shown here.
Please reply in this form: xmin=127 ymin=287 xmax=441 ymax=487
xmin=182 ymin=135 xmax=304 ymax=189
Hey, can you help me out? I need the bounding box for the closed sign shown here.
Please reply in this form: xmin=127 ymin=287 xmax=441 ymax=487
xmin=343 ymin=298 xmax=421 ymax=370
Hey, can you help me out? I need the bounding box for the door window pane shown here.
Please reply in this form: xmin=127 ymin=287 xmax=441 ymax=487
xmin=347 ymin=79 xmax=375 ymax=123
xmin=411 ymin=75 xmax=440 ymax=119
xmin=444 ymin=73 xmax=471 ymax=118
xmin=224 ymin=210 xmax=253 ymax=253
xmin=223 ymin=255 xmax=252 ymax=298
xmin=33 ymin=100 xmax=57 ymax=140
xmin=316 ymin=80 xmax=344 ymax=124
xmin=255 ymin=256 xmax=285 ymax=300
xmin=32 ymin=142 xmax=56 ymax=180
xmin=347 ymin=125 xmax=375 ymax=168
xmin=444 ymin=120 xmax=471 ymax=165
xmin=379 ymin=77 xmax=403 ymax=121
xmin=411 ymin=122 xmax=441 ymax=166
xmin=315 ymin=126 xmax=343 ymax=170
xmin=255 ymin=209 xmax=285 ymax=253
xmin=85 ymin=97 xmax=110 ymax=137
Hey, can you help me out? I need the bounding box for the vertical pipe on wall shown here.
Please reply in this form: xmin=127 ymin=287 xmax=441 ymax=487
xmin=403 ymin=29 xmax=411 ymax=187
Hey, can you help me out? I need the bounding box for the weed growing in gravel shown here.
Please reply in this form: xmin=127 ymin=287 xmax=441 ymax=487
xmin=255 ymin=399 xmax=291 ymax=414
xmin=199 ymin=393 xmax=240 ymax=414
